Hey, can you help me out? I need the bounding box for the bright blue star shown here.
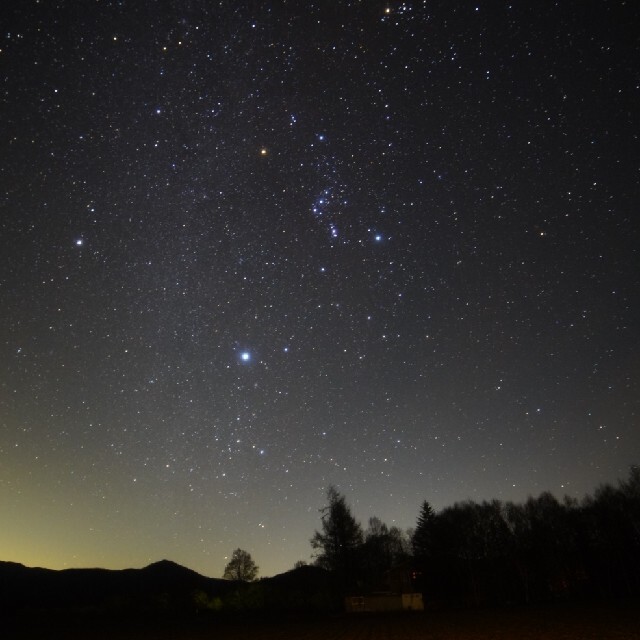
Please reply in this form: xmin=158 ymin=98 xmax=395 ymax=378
xmin=240 ymin=352 xmax=251 ymax=362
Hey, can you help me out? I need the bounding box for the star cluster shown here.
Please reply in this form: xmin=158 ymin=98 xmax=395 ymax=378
xmin=1 ymin=1 xmax=638 ymax=577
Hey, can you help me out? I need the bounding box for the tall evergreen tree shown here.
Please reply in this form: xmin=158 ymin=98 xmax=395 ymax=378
xmin=412 ymin=500 xmax=436 ymax=560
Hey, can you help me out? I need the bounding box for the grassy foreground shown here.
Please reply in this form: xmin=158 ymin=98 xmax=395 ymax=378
xmin=8 ymin=601 xmax=639 ymax=639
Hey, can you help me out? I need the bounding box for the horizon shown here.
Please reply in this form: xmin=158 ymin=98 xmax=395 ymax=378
xmin=3 ymin=469 xmax=635 ymax=578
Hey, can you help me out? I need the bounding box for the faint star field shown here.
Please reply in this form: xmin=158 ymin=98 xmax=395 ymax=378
xmin=0 ymin=0 xmax=638 ymax=578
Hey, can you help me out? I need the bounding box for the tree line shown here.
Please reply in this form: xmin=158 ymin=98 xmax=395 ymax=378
xmin=306 ymin=466 xmax=640 ymax=605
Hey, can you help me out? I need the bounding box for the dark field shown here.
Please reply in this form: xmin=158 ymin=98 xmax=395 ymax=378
xmin=7 ymin=603 xmax=640 ymax=640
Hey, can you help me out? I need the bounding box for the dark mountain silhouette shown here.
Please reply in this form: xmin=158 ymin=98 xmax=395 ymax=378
xmin=0 ymin=559 xmax=234 ymax=614
xmin=0 ymin=560 xmax=337 ymax=617
xmin=254 ymin=564 xmax=338 ymax=611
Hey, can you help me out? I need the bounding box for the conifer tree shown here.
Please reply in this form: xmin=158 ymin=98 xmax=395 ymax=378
xmin=412 ymin=500 xmax=436 ymax=561
xmin=311 ymin=486 xmax=363 ymax=589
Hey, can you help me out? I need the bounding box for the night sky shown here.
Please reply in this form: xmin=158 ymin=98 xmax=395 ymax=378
xmin=1 ymin=1 xmax=638 ymax=578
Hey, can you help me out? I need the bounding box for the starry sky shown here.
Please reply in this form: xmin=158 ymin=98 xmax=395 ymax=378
xmin=1 ymin=0 xmax=638 ymax=578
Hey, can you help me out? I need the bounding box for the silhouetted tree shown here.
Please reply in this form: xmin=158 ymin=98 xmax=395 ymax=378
xmin=361 ymin=517 xmax=410 ymax=591
xmin=311 ymin=486 xmax=363 ymax=591
xmin=223 ymin=549 xmax=258 ymax=582
xmin=582 ymin=466 xmax=640 ymax=597
xmin=423 ymin=499 xmax=515 ymax=605
xmin=305 ymin=466 xmax=640 ymax=607
xmin=412 ymin=500 xmax=436 ymax=561
xmin=410 ymin=500 xmax=436 ymax=595
xmin=504 ymin=500 xmax=534 ymax=602
xmin=524 ymin=492 xmax=581 ymax=599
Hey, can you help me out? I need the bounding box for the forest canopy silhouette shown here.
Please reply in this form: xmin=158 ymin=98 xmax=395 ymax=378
xmin=309 ymin=466 xmax=640 ymax=605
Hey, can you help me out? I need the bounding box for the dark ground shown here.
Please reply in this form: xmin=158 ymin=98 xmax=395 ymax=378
xmin=5 ymin=601 xmax=639 ymax=639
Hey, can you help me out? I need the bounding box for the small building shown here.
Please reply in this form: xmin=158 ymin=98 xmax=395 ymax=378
xmin=345 ymin=592 xmax=423 ymax=613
